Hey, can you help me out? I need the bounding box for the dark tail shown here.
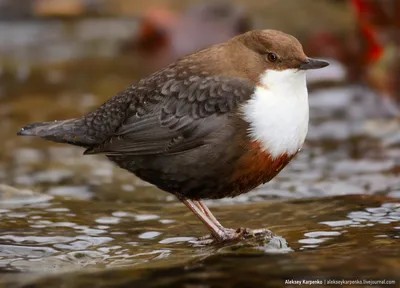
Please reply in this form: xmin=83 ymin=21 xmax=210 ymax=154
xmin=17 ymin=118 xmax=97 ymax=147
xmin=17 ymin=87 xmax=133 ymax=147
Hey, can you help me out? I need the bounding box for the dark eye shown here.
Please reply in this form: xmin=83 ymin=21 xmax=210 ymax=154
xmin=267 ymin=52 xmax=278 ymax=62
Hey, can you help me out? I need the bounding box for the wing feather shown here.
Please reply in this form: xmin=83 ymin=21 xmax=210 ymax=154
xmin=84 ymin=74 xmax=254 ymax=156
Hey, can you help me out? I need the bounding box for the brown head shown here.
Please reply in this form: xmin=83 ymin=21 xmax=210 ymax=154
xmin=211 ymin=29 xmax=330 ymax=82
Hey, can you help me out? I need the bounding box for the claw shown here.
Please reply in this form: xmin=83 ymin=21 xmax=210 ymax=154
xmin=190 ymin=227 xmax=276 ymax=246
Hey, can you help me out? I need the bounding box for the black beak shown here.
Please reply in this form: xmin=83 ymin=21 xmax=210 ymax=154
xmin=299 ymin=57 xmax=330 ymax=70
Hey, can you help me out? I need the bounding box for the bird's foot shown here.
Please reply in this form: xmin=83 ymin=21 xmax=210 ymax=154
xmin=191 ymin=227 xmax=275 ymax=246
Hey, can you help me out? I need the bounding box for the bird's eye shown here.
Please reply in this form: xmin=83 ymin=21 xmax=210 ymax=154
xmin=267 ymin=52 xmax=278 ymax=62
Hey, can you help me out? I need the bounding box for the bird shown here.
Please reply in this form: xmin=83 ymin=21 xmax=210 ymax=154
xmin=17 ymin=30 xmax=329 ymax=244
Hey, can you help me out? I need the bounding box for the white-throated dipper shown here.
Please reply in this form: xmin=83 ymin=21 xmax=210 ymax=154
xmin=18 ymin=30 xmax=329 ymax=244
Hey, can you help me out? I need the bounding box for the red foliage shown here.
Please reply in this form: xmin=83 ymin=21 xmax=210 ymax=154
xmin=351 ymin=0 xmax=384 ymax=63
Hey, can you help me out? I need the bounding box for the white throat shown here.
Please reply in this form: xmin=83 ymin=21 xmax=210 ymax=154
xmin=242 ymin=69 xmax=309 ymax=158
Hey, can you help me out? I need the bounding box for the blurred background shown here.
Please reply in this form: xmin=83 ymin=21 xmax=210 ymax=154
xmin=0 ymin=0 xmax=399 ymax=287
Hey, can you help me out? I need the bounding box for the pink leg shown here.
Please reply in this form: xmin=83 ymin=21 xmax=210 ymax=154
xmin=180 ymin=198 xmax=275 ymax=244
xmin=194 ymin=200 xmax=224 ymax=230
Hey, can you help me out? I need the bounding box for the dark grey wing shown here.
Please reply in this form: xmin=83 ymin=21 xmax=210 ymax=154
xmin=84 ymin=76 xmax=254 ymax=156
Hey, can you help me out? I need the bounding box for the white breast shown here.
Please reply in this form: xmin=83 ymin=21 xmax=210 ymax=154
xmin=241 ymin=69 xmax=309 ymax=159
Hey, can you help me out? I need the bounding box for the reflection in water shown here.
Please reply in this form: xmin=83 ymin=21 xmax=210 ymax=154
xmin=321 ymin=202 xmax=400 ymax=228
xmin=0 ymin=191 xmax=398 ymax=281
xmin=299 ymin=231 xmax=341 ymax=248
xmin=159 ymin=237 xmax=194 ymax=244
xmin=138 ymin=232 xmax=162 ymax=240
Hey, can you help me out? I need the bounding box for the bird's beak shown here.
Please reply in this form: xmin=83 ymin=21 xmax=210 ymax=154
xmin=299 ymin=57 xmax=330 ymax=70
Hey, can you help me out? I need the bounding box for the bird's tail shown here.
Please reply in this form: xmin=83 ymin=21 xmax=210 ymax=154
xmin=17 ymin=118 xmax=96 ymax=147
